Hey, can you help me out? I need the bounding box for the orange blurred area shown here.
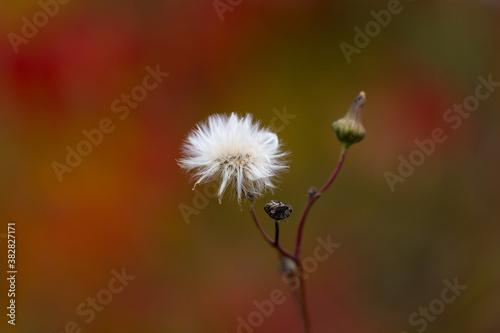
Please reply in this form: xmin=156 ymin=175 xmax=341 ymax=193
xmin=0 ymin=0 xmax=499 ymax=332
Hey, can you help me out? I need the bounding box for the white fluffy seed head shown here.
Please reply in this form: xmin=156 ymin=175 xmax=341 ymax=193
xmin=178 ymin=113 xmax=289 ymax=204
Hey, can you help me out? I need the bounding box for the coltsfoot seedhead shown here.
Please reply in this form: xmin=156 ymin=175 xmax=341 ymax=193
xmin=178 ymin=113 xmax=289 ymax=205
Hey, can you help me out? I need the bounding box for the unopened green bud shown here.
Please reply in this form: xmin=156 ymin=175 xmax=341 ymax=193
xmin=332 ymin=91 xmax=366 ymax=150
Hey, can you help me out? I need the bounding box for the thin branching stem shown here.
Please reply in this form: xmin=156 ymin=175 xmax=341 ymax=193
xmin=294 ymin=148 xmax=347 ymax=258
xmin=297 ymin=268 xmax=311 ymax=333
xmin=249 ymin=147 xmax=348 ymax=333
xmin=275 ymin=221 xmax=280 ymax=246
xmin=249 ymin=203 xmax=295 ymax=261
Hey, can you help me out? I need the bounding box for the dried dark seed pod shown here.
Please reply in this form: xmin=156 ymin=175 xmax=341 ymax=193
xmin=264 ymin=200 xmax=293 ymax=221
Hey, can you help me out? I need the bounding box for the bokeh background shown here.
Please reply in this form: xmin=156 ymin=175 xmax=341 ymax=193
xmin=0 ymin=0 xmax=499 ymax=332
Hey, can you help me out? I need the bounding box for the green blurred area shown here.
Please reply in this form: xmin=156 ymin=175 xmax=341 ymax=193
xmin=0 ymin=0 xmax=499 ymax=332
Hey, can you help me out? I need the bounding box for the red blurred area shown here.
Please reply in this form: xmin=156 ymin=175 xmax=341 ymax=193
xmin=0 ymin=1 xmax=499 ymax=332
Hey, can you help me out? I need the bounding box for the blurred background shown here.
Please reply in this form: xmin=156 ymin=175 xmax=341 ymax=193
xmin=0 ymin=0 xmax=499 ymax=332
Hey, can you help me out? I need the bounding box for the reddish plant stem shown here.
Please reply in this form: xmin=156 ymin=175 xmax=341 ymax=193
xmin=294 ymin=149 xmax=347 ymax=258
xmin=249 ymin=203 xmax=295 ymax=261
xmin=297 ymin=268 xmax=311 ymax=333
xmin=249 ymin=148 xmax=347 ymax=333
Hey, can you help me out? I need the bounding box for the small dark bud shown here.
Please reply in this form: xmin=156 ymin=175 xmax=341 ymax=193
xmin=264 ymin=200 xmax=293 ymax=221
xmin=278 ymin=254 xmax=297 ymax=275
xmin=308 ymin=187 xmax=317 ymax=199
